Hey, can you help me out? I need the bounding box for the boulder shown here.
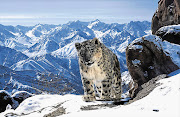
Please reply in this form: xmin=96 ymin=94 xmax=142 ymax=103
xmin=155 ymin=24 xmax=180 ymax=44
xmin=11 ymin=91 xmax=33 ymax=104
xmin=0 ymin=90 xmax=33 ymax=112
xmin=152 ymin=0 xmax=180 ymax=34
xmin=126 ymin=35 xmax=179 ymax=98
xmin=0 ymin=90 xmax=13 ymax=112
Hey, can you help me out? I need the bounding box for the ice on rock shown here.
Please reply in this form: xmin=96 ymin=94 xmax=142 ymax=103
xmin=132 ymin=59 xmax=141 ymax=67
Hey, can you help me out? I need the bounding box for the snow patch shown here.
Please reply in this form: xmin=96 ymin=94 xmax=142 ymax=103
xmin=157 ymin=24 xmax=180 ymax=34
xmin=129 ymin=44 xmax=143 ymax=52
xmin=87 ymin=20 xmax=100 ymax=29
xmin=144 ymin=30 xmax=152 ymax=35
xmin=149 ymin=66 xmax=154 ymax=70
xmin=132 ymin=59 xmax=141 ymax=67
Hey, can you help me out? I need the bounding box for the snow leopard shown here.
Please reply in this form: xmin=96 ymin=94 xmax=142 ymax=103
xmin=75 ymin=38 xmax=122 ymax=102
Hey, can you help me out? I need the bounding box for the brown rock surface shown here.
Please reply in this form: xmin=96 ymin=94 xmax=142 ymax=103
xmin=152 ymin=0 xmax=180 ymax=34
xmin=126 ymin=35 xmax=179 ymax=98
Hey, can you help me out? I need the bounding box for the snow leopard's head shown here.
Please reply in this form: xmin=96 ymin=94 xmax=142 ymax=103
xmin=75 ymin=38 xmax=102 ymax=66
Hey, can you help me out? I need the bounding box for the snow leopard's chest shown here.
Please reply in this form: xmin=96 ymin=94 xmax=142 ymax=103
xmin=81 ymin=62 xmax=107 ymax=82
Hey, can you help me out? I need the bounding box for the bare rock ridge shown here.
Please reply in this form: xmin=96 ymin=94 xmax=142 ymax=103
xmin=152 ymin=0 xmax=180 ymax=35
xmin=126 ymin=35 xmax=179 ymax=98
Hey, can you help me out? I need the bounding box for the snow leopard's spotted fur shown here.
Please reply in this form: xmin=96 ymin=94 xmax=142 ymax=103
xmin=75 ymin=38 xmax=122 ymax=102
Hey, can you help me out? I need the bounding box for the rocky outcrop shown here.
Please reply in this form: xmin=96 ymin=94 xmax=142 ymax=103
xmin=126 ymin=35 xmax=179 ymax=98
xmin=0 ymin=90 xmax=14 ymax=112
xmin=0 ymin=90 xmax=33 ymax=113
xmin=156 ymin=24 xmax=180 ymax=44
xmin=152 ymin=0 xmax=180 ymax=34
xmin=11 ymin=91 xmax=33 ymax=104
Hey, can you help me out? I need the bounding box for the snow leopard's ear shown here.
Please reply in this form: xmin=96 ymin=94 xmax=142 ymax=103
xmin=75 ymin=43 xmax=81 ymax=51
xmin=93 ymin=38 xmax=100 ymax=45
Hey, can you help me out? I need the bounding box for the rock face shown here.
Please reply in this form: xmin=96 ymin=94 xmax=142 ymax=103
xmin=156 ymin=24 xmax=180 ymax=44
xmin=126 ymin=35 xmax=179 ymax=98
xmin=152 ymin=0 xmax=180 ymax=34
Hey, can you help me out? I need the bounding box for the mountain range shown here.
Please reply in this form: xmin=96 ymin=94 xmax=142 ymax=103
xmin=0 ymin=20 xmax=151 ymax=95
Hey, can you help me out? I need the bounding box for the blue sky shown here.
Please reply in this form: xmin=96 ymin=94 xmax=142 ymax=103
xmin=0 ymin=0 xmax=159 ymax=26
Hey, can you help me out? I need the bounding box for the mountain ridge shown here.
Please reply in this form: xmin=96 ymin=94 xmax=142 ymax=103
xmin=0 ymin=20 xmax=151 ymax=95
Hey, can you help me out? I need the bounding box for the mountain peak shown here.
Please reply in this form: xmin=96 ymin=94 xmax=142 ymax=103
xmin=88 ymin=19 xmax=103 ymax=29
xmin=93 ymin=19 xmax=100 ymax=22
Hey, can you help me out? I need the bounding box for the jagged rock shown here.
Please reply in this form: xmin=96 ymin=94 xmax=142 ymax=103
xmin=0 ymin=90 xmax=13 ymax=112
xmin=11 ymin=91 xmax=33 ymax=104
xmin=156 ymin=24 xmax=180 ymax=44
xmin=126 ymin=35 xmax=179 ymax=98
xmin=152 ymin=0 xmax=180 ymax=34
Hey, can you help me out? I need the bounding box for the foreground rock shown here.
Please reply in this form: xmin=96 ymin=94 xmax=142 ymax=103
xmin=156 ymin=24 xmax=180 ymax=44
xmin=0 ymin=90 xmax=13 ymax=112
xmin=152 ymin=0 xmax=180 ymax=34
xmin=0 ymin=90 xmax=33 ymax=113
xmin=126 ymin=35 xmax=179 ymax=98
xmin=11 ymin=91 xmax=33 ymax=104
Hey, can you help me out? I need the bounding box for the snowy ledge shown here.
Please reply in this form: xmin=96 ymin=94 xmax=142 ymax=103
xmin=156 ymin=24 xmax=180 ymax=35
xmin=1 ymin=71 xmax=180 ymax=117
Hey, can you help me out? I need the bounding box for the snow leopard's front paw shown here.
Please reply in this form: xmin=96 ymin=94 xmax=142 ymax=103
xmin=100 ymin=96 xmax=111 ymax=101
xmin=83 ymin=95 xmax=96 ymax=102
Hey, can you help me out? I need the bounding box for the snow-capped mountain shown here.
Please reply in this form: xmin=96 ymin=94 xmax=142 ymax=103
xmin=0 ymin=20 xmax=151 ymax=95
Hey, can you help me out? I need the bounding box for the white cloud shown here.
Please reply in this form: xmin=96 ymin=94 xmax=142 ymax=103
xmin=0 ymin=15 xmax=36 ymax=19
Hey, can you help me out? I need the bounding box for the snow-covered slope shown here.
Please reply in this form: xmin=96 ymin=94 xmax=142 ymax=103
xmin=1 ymin=70 xmax=180 ymax=117
xmin=0 ymin=46 xmax=28 ymax=67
